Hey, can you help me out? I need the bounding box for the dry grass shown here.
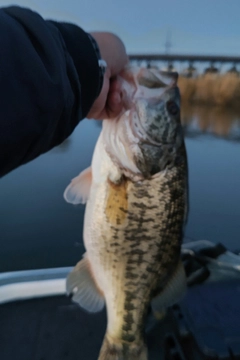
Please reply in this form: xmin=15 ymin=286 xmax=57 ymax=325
xmin=178 ymin=73 xmax=240 ymax=108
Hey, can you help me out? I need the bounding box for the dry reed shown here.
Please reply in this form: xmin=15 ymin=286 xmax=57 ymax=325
xmin=178 ymin=73 xmax=240 ymax=108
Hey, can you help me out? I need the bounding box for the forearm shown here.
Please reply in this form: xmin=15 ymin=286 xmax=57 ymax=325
xmin=0 ymin=6 xmax=101 ymax=177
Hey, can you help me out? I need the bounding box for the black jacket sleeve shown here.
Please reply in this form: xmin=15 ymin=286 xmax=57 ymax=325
xmin=0 ymin=6 xmax=101 ymax=177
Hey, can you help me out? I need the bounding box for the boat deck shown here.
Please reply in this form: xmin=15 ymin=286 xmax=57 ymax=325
xmin=0 ymin=295 xmax=174 ymax=360
xmin=2 ymin=241 xmax=240 ymax=360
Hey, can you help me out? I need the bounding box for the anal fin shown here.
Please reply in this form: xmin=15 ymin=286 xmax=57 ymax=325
xmin=146 ymin=260 xmax=187 ymax=332
xmin=66 ymin=255 xmax=105 ymax=313
xmin=151 ymin=260 xmax=187 ymax=313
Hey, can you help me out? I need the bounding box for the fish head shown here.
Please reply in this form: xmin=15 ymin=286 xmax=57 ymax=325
xmin=134 ymin=72 xmax=180 ymax=144
xmin=102 ymin=67 xmax=184 ymax=179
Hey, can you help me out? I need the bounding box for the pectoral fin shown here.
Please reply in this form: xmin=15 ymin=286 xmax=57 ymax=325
xmin=151 ymin=260 xmax=187 ymax=312
xmin=66 ymin=255 xmax=105 ymax=313
xmin=63 ymin=167 xmax=92 ymax=204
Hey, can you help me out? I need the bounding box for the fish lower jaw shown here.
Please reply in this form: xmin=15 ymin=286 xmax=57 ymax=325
xmin=130 ymin=107 xmax=163 ymax=147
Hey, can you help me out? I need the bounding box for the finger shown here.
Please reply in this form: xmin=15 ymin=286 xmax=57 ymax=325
xmin=106 ymin=90 xmax=123 ymax=118
xmin=109 ymin=76 xmax=122 ymax=93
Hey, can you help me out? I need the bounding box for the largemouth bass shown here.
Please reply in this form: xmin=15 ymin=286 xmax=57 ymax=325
xmin=64 ymin=66 xmax=188 ymax=360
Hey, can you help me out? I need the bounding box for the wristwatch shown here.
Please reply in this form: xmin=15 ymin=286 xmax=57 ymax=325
xmin=88 ymin=34 xmax=107 ymax=97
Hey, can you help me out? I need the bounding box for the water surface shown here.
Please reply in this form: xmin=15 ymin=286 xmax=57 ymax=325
xmin=0 ymin=106 xmax=240 ymax=272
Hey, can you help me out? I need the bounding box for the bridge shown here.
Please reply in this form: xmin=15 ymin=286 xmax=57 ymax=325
xmin=129 ymin=53 xmax=240 ymax=64
xmin=129 ymin=53 xmax=240 ymax=74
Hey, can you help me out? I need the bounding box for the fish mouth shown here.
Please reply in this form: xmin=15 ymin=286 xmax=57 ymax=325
xmin=120 ymin=67 xmax=179 ymax=147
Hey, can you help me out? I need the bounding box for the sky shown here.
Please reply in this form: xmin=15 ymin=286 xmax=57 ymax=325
xmin=1 ymin=0 xmax=240 ymax=55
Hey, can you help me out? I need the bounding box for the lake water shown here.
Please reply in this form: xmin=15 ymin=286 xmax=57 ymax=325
xmin=0 ymin=105 xmax=240 ymax=272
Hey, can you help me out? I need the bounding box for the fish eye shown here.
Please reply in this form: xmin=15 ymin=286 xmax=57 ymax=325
xmin=166 ymin=100 xmax=179 ymax=116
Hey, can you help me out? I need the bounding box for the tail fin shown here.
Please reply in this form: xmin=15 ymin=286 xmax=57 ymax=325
xmin=98 ymin=335 xmax=147 ymax=360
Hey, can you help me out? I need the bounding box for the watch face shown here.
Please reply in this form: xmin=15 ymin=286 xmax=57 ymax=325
xmin=98 ymin=59 xmax=107 ymax=73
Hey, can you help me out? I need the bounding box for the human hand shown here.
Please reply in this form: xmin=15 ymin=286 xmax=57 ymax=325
xmin=86 ymin=32 xmax=128 ymax=120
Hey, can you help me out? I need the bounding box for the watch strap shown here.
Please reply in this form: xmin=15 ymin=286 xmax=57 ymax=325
xmin=87 ymin=34 xmax=107 ymax=97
